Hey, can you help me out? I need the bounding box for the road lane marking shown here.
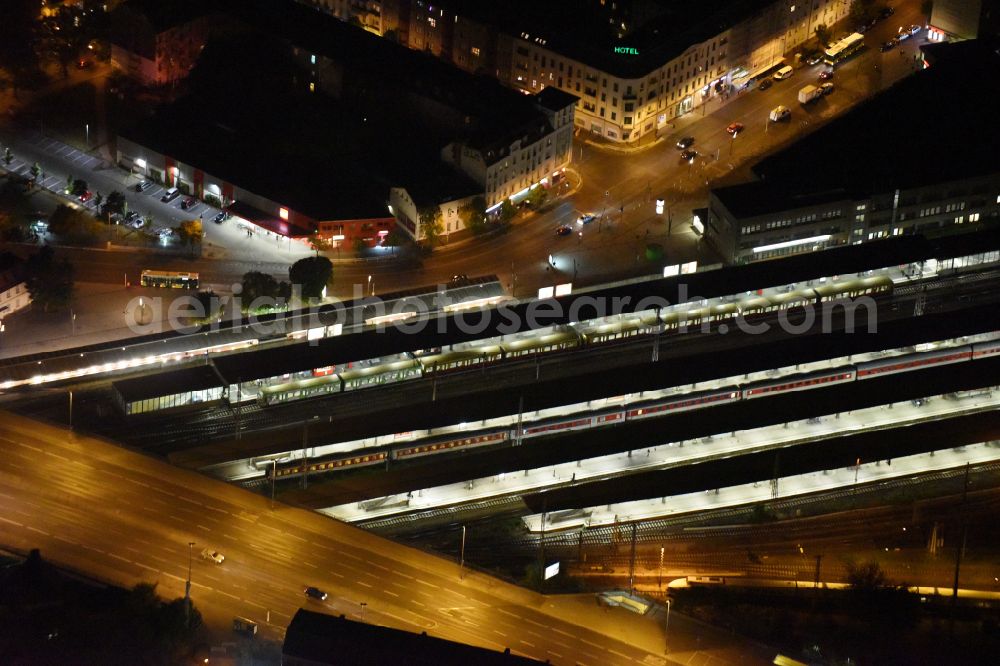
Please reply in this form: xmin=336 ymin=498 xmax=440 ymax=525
xmin=580 ymin=639 xmax=603 ymax=649
xmin=520 ymin=640 xmax=535 ymax=648
xmin=607 ymin=648 xmax=632 ymax=660
xmin=547 ymin=651 xmax=564 ymax=659
xmin=383 ymin=590 xmax=399 ymax=598
xmin=493 ymin=630 xmax=508 ymax=638
xmin=411 ymin=599 xmax=425 ymax=608
xmin=357 ymin=581 xmax=372 ymax=588
xmin=0 ymin=517 xmax=24 ymax=527
xmin=496 ymin=608 xmax=521 ymax=619
xmin=415 ymin=579 xmax=439 ymax=589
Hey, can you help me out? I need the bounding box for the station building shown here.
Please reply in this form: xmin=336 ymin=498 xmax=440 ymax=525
xmin=705 ymin=38 xmax=1000 ymax=264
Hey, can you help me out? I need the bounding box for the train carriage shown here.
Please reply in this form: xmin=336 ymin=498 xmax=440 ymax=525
xmin=855 ymin=346 xmax=972 ymax=379
xmin=340 ymin=359 xmax=423 ymax=391
xmin=742 ymin=368 xmax=856 ymax=399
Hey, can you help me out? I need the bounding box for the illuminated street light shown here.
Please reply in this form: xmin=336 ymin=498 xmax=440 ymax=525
xmin=655 ymin=199 xmax=665 ymax=215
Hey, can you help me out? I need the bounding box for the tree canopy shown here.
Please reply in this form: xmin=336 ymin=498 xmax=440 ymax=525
xmin=419 ymin=206 xmax=443 ymax=246
xmin=240 ymin=271 xmax=290 ymax=312
xmin=289 ymin=256 xmax=333 ymax=299
xmin=25 ymin=245 xmax=75 ymax=312
xmin=458 ymin=196 xmax=488 ymax=235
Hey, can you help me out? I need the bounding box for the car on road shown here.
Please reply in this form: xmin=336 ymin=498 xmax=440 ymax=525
xmin=818 ymin=70 xmax=833 ymax=81
xmin=897 ymin=28 xmax=911 ymax=41
xmin=804 ymin=54 xmax=823 ymax=66
xmin=212 ymin=211 xmax=228 ymax=224
xmin=880 ymin=40 xmax=897 ymax=52
xmin=909 ymin=24 xmax=922 ymax=35
xmin=201 ymin=548 xmax=225 ymax=564
xmin=78 ymin=190 xmax=93 ymax=203
xmin=305 ymin=586 xmax=328 ymax=601
xmin=725 ymin=122 xmax=744 ymax=136
xmin=769 ymin=105 xmax=791 ymax=122
xmin=879 ymin=6 xmax=894 ymax=19
xmin=576 ymin=213 xmax=597 ymax=225
xmin=679 ymin=149 xmax=698 ymax=162
xmin=450 ymin=274 xmax=470 ymax=285
xmin=555 ymin=224 xmax=572 ymax=236
xmin=757 ymin=78 xmax=772 ymax=91
xmin=135 ymin=180 xmax=153 ymax=193
xmin=233 ymin=617 xmax=258 ymax=637
xmin=773 ymin=65 xmax=794 ymax=80
xmin=124 ymin=211 xmax=141 ymax=226
xmin=820 ymin=82 xmax=835 ymax=95
xmin=675 ymin=136 xmax=695 ymax=149
xmin=181 ymin=196 xmax=197 ymax=210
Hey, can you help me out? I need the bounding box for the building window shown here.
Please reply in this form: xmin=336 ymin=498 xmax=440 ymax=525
xmin=279 ymin=207 xmax=289 ymax=220
xmin=428 ymin=17 xmax=436 ymax=27
xmin=310 ymin=54 xmax=316 ymax=65
xmin=309 ymin=82 xmax=315 ymax=92
xmin=970 ymin=213 xmax=981 ymax=222
xmin=471 ymin=46 xmax=481 ymax=56
xmin=624 ymin=116 xmax=633 ymax=125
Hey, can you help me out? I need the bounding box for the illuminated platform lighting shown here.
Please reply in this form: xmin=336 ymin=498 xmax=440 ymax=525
xmin=753 ymin=235 xmax=831 ymax=254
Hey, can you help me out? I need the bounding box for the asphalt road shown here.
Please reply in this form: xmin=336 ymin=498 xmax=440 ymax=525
xmin=0 ymin=412 xmax=774 ymax=665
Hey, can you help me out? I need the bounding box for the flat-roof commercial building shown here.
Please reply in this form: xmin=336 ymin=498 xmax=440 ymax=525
xmin=705 ymin=38 xmax=1000 ymax=264
xmin=307 ymin=0 xmax=852 ymax=144
xmin=0 ymin=253 xmax=31 ymax=322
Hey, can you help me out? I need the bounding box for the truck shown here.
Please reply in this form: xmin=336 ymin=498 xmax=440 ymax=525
xmin=798 ymin=84 xmax=822 ymax=104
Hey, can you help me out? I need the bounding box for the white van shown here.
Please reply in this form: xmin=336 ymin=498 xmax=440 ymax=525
xmin=773 ymin=65 xmax=794 ymax=80
xmin=160 ymin=187 xmax=180 ymax=203
xmin=769 ymin=106 xmax=791 ymax=122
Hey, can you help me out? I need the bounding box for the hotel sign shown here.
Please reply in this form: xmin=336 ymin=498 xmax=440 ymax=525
xmin=613 ymin=46 xmax=640 ymax=55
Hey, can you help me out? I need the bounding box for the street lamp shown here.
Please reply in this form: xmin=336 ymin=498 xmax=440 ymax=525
xmin=185 ymin=541 xmax=194 ymax=627
xmin=658 ymin=546 xmax=664 ymax=589
xmin=663 ymin=598 xmax=671 ymax=654
xmin=359 ymin=601 xmax=367 ymax=622
xmin=85 ymin=123 xmax=89 ymax=149
xmin=459 ymin=525 xmax=467 ymax=579
xmin=367 ymin=274 xmax=373 ymax=297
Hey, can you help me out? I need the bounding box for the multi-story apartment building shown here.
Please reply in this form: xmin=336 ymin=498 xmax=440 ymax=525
xmin=108 ymin=0 xmax=217 ymax=86
xmin=306 ymin=0 xmax=851 ymax=144
xmin=442 ymin=87 xmax=577 ymax=208
xmin=705 ymin=39 xmax=1000 ymax=264
xmin=0 ymin=253 xmax=31 ymax=322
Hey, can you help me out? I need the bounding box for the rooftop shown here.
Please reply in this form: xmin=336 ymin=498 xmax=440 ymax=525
xmin=113 ymin=365 xmax=223 ymax=403
xmin=716 ymin=38 xmax=1000 ymax=217
xmin=436 ymin=0 xmax=774 ymax=78
xmin=283 ymin=609 xmax=540 ymax=665
xmin=0 ymin=253 xmax=27 ymax=296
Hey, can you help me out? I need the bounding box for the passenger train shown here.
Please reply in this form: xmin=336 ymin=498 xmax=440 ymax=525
xmin=265 ymin=337 xmax=1000 ymax=481
xmin=259 ymin=275 xmax=894 ymax=406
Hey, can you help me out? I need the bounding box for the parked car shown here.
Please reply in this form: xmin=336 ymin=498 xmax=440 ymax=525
xmin=555 ymin=224 xmax=572 ymax=236
xmin=880 ymin=40 xmax=897 ymax=52
xmin=757 ymin=78 xmax=772 ymax=91
xmin=181 ymin=196 xmax=198 ymax=210
xmin=233 ymin=617 xmax=258 ymax=637
xmin=773 ymin=65 xmax=794 ymax=80
xmin=134 ymin=180 xmax=153 ymax=193
xmin=726 ymin=122 xmax=744 ymax=135
xmin=212 ymin=211 xmax=228 ymax=224
xmin=78 ymin=190 xmax=93 ymax=203
xmin=820 ymin=82 xmax=835 ymax=95
xmin=675 ymin=136 xmax=695 ymax=149
xmin=305 ymin=587 xmax=328 ymax=601
xmin=160 ymin=187 xmax=180 ymax=203
xmin=805 ymin=54 xmax=823 ymax=66
xmin=679 ymin=149 xmax=698 ymax=162
xmin=818 ymin=70 xmax=833 ymax=81
xmin=201 ymin=548 xmax=225 ymax=564
xmin=449 ymin=274 xmax=470 ymax=284
xmin=909 ymin=24 xmax=922 ymax=35
xmin=897 ymin=28 xmax=911 ymax=41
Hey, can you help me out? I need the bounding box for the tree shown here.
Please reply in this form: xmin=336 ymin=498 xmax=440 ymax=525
xmin=0 ymin=0 xmax=42 ymax=97
xmin=458 ymin=196 xmax=488 ymax=234
xmin=383 ymin=28 xmax=400 ymax=43
xmin=419 ymin=205 xmax=443 ymax=246
xmin=289 ymin=256 xmax=333 ymax=299
xmin=175 ymin=219 xmax=204 ymax=247
xmin=921 ymin=0 xmax=934 ymax=20
xmin=849 ymin=0 xmax=879 ymax=25
xmin=25 ymin=245 xmax=75 ymax=312
xmin=190 ymin=291 xmax=222 ymax=322
xmin=814 ymin=23 xmax=832 ymax=47
xmin=240 ymin=271 xmax=288 ymax=311
xmin=526 ymin=185 xmax=549 ymax=209
xmin=3 ymin=147 xmax=12 ymax=165
xmin=71 ymin=179 xmax=88 ymax=196
xmin=846 ymin=560 xmax=888 ymax=591
xmin=307 ymin=232 xmax=332 ymax=255
xmin=30 ymin=162 xmax=40 ymax=179
xmin=47 ymin=203 xmax=91 ymax=236
xmin=102 ymin=190 xmax=127 ymax=217
xmin=498 ymin=199 xmax=517 ymax=226
xmin=93 ymin=192 xmax=103 ymax=210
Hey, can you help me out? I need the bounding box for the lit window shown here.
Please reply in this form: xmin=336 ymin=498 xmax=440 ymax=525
xmin=471 ymin=46 xmax=481 ymax=57
xmin=279 ymin=207 xmax=289 ymax=220
xmin=428 ymin=17 xmax=436 ymax=27
xmin=309 ymin=82 xmax=315 ymax=92
xmin=310 ymin=54 xmax=316 ymax=65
